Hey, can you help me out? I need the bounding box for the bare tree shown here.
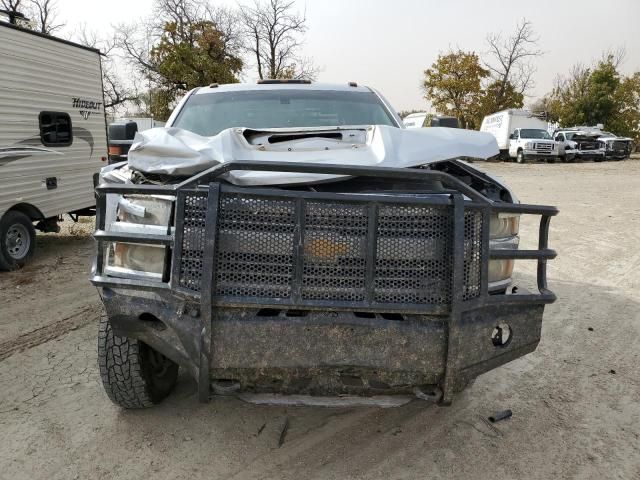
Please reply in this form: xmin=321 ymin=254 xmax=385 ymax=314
xmin=485 ymin=19 xmax=543 ymax=103
xmin=76 ymin=25 xmax=140 ymax=113
xmin=0 ymin=0 xmax=28 ymax=25
xmin=241 ymin=0 xmax=318 ymax=80
xmin=28 ymin=0 xmax=64 ymax=34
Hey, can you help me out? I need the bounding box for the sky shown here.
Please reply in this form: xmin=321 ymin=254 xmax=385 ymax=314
xmin=53 ymin=0 xmax=640 ymax=112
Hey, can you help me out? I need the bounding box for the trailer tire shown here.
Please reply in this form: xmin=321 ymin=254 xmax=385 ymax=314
xmin=98 ymin=314 xmax=178 ymax=408
xmin=0 ymin=210 xmax=36 ymax=271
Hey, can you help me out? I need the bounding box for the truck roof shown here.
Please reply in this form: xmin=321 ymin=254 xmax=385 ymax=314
xmin=192 ymin=82 xmax=374 ymax=95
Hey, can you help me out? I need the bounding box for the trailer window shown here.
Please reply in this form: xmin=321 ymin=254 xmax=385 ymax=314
xmin=39 ymin=112 xmax=72 ymax=146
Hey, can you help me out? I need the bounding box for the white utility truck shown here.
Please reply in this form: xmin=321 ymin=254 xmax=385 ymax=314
xmin=0 ymin=20 xmax=107 ymax=269
xmin=480 ymin=109 xmax=557 ymax=162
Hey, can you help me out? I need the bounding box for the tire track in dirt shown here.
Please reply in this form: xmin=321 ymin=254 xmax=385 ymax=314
xmin=0 ymin=302 xmax=100 ymax=362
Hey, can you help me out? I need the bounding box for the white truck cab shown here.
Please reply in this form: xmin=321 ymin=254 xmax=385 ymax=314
xmin=508 ymin=128 xmax=558 ymax=163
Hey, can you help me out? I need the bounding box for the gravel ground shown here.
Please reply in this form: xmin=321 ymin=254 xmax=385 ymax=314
xmin=0 ymin=160 xmax=639 ymax=480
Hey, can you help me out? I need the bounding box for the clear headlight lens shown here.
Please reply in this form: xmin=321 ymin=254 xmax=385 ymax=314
xmin=489 ymin=215 xmax=519 ymax=287
xmin=103 ymin=194 xmax=174 ymax=280
xmin=489 ymin=258 xmax=515 ymax=283
xmin=489 ymin=213 xmax=519 ymax=239
xmin=105 ymin=242 xmax=166 ymax=279
xmin=525 ymin=142 xmax=533 ymax=149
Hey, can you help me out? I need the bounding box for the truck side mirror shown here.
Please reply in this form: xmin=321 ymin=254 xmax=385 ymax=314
xmin=509 ymin=134 xmax=515 ymax=140
xmin=108 ymin=121 xmax=138 ymax=141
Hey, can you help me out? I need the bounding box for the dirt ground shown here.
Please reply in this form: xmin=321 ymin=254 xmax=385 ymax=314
xmin=1 ymin=160 xmax=639 ymax=480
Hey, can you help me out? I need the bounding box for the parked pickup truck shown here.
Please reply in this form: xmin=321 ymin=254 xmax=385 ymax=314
xmin=91 ymin=81 xmax=557 ymax=409
xmin=597 ymin=132 xmax=633 ymax=160
xmin=553 ymin=129 xmax=605 ymax=162
xmin=509 ymin=128 xmax=559 ymax=163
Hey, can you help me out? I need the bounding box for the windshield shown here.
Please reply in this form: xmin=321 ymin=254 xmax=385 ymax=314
xmin=520 ymin=129 xmax=551 ymax=139
xmin=172 ymin=89 xmax=398 ymax=136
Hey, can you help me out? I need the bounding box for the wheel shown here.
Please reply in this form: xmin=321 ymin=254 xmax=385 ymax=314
xmin=98 ymin=314 xmax=178 ymax=408
xmin=560 ymin=155 xmax=567 ymax=163
xmin=0 ymin=210 xmax=36 ymax=271
xmin=516 ymin=150 xmax=525 ymax=163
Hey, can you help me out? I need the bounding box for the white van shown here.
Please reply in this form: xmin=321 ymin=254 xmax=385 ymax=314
xmin=0 ymin=20 xmax=107 ymax=269
xmin=480 ymin=109 xmax=557 ymax=161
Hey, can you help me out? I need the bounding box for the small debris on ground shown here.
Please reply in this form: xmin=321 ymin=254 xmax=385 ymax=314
xmin=488 ymin=409 xmax=513 ymax=423
xmin=278 ymin=417 xmax=289 ymax=448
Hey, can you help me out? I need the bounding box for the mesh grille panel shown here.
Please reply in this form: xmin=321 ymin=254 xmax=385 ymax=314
xmin=177 ymin=190 xmax=485 ymax=305
xmin=463 ymin=209 xmax=483 ymax=300
xmin=302 ymin=202 xmax=368 ymax=301
xmin=178 ymin=192 xmax=208 ymax=291
xmin=215 ymin=194 xmax=295 ymax=298
xmin=375 ymin=205 xmax=453 ymax=304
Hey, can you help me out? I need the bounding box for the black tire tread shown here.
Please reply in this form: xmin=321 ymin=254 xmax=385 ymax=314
xmin=0 ymin=210 xmax=36 ymax=271
xmin=98 ymin=314 xmax=156 ymax=408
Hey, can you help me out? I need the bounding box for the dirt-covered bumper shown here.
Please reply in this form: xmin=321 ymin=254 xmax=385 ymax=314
xmin=101 ymin=287 xmax=546 ymax=400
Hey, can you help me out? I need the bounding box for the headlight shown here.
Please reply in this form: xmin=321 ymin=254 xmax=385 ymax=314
xmin=489 ymin=216 xmax=519 ymax=287
xmin=106 ymin=242 xmax=166 ymax=279
xmin=525 ymin=142 xmax=533 ymax=149
xmin=489 ymin=213 xmax=519 ymax=239
xmin=489 ymin=258 xmax=515 ymax=283
xmin=103 ymin=194 xmax=174 ymax=281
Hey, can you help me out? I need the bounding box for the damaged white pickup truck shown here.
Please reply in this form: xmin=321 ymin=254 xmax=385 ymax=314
xmin=91 ymin=81 xmax=557 ymax=408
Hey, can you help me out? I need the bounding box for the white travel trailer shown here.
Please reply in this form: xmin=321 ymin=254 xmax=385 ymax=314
xmin=0 ymin=20 xmax=107 ymax=270
xmin=402 ymin=112 xmax=428 ymax=129
xmin=480 ymin=109 xmax=552 ymax=160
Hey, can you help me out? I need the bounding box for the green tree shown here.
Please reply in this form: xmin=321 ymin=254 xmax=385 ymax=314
xmin=147 ymin=20 xmax=242 ymax=118
xmin=610 ymin=72 xmax=640 ymax=141
xmin=556 ymin=58 xmax=620 ymax=126
xmin=422 ymin=50 xmax=489 ymax=129
xmin=539 ymin=56 xmax=639 ymax=143
xmin=476 ymin=80 xmax=524 ymax=124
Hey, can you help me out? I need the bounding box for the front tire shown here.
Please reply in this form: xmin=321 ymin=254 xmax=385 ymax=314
xmin=0 ymin=210 xmax=36 ymax=271
xmin=98 ymin=314 xmax=178 ymax=408
xmin=516 ymin=150 xmax=525 ymax=163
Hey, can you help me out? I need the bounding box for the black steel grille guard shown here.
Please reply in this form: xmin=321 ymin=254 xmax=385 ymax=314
xmin=91 ymin=160 xmax=558 ymax=403
xmin=92 ymin=160 xmax=558 ymax=308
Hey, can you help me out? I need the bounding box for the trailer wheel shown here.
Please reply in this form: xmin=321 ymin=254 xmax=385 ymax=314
xmin=516 ymin=150 xmax=525 ymax=163
xmin=0 ymin=210 xmax=36 ymax=271
xmin=98 ymin=314 xmax=178 ymax=408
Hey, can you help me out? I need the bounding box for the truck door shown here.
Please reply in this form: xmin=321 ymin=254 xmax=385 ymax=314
xmin=508 ymin=130 xmax=519 ymax=158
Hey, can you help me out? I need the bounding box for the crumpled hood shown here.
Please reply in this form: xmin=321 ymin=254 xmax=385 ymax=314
xmin=127 ymin=125 xmax=499 ymax=185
